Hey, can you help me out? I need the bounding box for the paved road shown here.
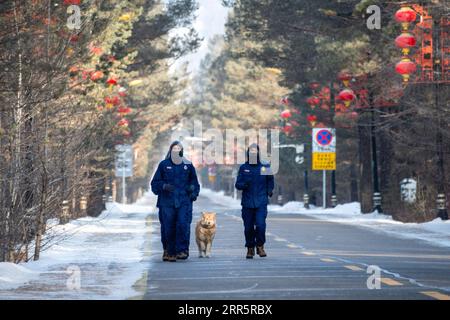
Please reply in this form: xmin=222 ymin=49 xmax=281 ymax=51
xmin=144 ymin=195 xmax=450 ymax=300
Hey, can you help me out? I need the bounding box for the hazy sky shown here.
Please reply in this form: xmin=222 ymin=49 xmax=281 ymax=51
xmin=172 ymin=0 xmax=229 ymax=75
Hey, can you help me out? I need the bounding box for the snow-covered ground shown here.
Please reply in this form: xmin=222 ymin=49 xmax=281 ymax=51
xmin=203 ymin=188 xmax=450 ymax=249
xmin=0 ymin=194 xmax=155 ymax=299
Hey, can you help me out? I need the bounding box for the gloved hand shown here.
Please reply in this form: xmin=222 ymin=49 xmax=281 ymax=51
xmin=187 ymin=185 xmax=197 ymax=201
xmin=268 ymin=191 xmax=273 ymax=198
xmin=163 ymin=183 xmax=175 ymax=192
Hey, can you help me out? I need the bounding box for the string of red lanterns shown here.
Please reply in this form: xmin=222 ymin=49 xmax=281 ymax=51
xmin=394 ymin=5 xmax=418 ymax=83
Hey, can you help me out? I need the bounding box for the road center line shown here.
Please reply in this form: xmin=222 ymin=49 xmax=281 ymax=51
xmin=344 ymin=265 xmax=364 ymax=271
xmin=420 ymin=291 xmax=450 ymax=300
xmin=380 ymin=278 xmax=403 ymax=286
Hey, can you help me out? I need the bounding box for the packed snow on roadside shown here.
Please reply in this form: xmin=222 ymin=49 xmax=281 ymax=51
xmin=0 ymin=263 xmax=40 ymax=290
xmin=204 ymin=188 xmax=450 ymax=248
xmin=0 ymin=194 xmax=154 ymax=299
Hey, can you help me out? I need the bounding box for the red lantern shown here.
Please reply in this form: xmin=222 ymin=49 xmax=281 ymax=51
xmin=395 ymin=6 xmax=417 ymax=31
xmin=338 ymin=89 xmax=356 ymax=107
xmin=118 ymin=106 xmax=132 ymax=116
xmin=64 ymin=0 xmax=81 ymax=4
xmin=280 ymin=109 xmax=292 ymax=119
xmin=306 ymin=114 xmax=317 ymax=127
xmin=118 ymin=119 xmax=129 ymax=127
xmin=321 ymin=86 xmax=331 ymax=95
xmin=107 ymin=78 xmax=118 ymax=86
xmin=395 ymin=58 xmax=417 ymax=83
xmin=90 ymin=71 xmax=104 ymax=81
xmin=395 ymin=33 xmax=416 ymax=55
xmin=105 ymin=96 xmax=121 ymax=106
xmin=337 ymin=71 xmax=352 ymax=87
xmin=307 ymin=96 xmax=320 ymax=108
xmin=283 ymin=124 xmax=293 ymax=134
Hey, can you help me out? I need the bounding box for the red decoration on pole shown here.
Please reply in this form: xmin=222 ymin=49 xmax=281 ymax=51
xmin=338 ymin=89 xmax=356 ymax=107
xmin=118 ymin=119 xmax=129 ymax=127
xmin=105 ymin=96 xmax=121 ymax=107
xmin=283 ymin=123 xmax=293 ymax=134
xmin=280 ymin=109 xmax=292 ymax=119
xmin=395 ymin=6 xmax=417 ymax=31
xmin=306 ymin=114 xmax=317 ymax=127
xmin=395 ymin=58 xmax=417 ymax=83
xmin=118 ymin=106 xmax=132 ymax=116
xmin=395 ymin=33 xmax=417 ymax=55
xmin=106 ymin=78 xmax=118 ymax=86
xmin=307 ymin=96 xmax=320 ymax=109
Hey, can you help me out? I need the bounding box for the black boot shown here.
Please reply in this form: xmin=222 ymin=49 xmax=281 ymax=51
xmin=162 ymin=250 xmax=169 ymax=262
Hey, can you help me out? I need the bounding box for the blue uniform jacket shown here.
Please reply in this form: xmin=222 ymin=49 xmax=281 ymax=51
xmin=235 ymin=162 xmax=275 ymax=209
xmin=151 ymin=159 xmax=200 ymax=208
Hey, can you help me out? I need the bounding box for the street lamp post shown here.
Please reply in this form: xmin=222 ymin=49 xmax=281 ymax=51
xmin=433 ymin=20 xmax=448 ymax=220
xmin=329 ymin=81 xmax=337 ymax=207
xmin=304 ymin=170 xmax=309 ymax=209
xmin=368 ymin=85 xmax=383 ymax=213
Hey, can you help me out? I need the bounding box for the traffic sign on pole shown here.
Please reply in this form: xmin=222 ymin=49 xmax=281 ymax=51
xmin=312 ymin=128 xmax=336 ymax=170
xmin=115 ymin=145 xmax=133 ymax=204
xmin=115 ymin=145 xmax=133 ymax=177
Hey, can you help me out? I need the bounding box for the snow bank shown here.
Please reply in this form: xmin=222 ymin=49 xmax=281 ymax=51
xmin=0 ymin=263 xmax=40 ymax=290
xmin=271 ymin=201 xmax=450 ymax=248
xmin=0 ymin=193 xmax=155 ymax=299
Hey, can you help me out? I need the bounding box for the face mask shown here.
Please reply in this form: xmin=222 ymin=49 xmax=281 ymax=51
xmin=249 ymin=151 xmax=258 ymax=164
xmin=171 ymin=150 xmax=182 ymax=165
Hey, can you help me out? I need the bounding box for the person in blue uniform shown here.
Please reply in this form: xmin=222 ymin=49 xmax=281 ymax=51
xmin=235 ymin=143 xmax=275 ymax=259
xmin=151 ymin=141 xmax=200 ymax=262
